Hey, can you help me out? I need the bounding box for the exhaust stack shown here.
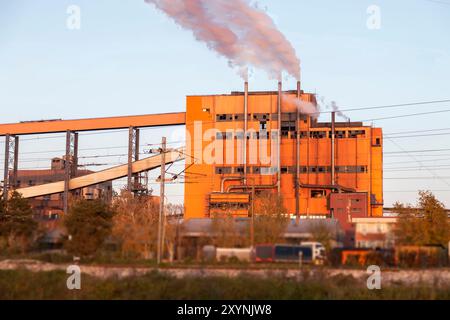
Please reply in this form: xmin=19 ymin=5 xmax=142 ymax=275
xmin=295 ymin=81 xmax=301 ymax=219
xmin=331 ymin=111 xmax=336 ymax=186
xmin=243 ymin=81 xmax=249 ymax=184
xmin=277 ymin=81 xmax=282 ymax=194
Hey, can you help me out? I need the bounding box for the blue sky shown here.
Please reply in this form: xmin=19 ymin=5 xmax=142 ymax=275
xmin=1 ymin=0 xmax=450 ymax=207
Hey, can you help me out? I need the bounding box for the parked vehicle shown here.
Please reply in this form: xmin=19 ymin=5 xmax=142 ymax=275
xmin=255 ymin=243 xmax=326 ymax=264
xmin=215 ymin=247 xmax=253 ymax=262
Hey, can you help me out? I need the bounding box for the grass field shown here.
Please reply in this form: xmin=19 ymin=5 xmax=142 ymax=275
xmin=0 ymin=269 xmax=449 ymax=300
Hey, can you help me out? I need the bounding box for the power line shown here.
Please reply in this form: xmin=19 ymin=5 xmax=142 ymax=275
xmin=360 ymin=108 xmax=450 ymax=122
xmin=385 ymin=148 xmax=450 ymax=154
xmin=385 ymin=127 xmax=450 ymax=136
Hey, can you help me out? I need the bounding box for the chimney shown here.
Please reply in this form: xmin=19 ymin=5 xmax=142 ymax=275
xmin=243 ymin=81 xmax=249 ymax=184
xmin=295 ymin=81 xmax=301 ymax=221
xmin=331 ymin=111 xmax=336 ymax=186
xmin=277 ymin=81 xmax=282 ymax=194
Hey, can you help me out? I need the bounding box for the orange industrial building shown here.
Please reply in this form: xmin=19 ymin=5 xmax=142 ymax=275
xmin=1 ymin=82 xmax=383 ymax=222
xmin=184 ymin=83 xmax=383 ymax=219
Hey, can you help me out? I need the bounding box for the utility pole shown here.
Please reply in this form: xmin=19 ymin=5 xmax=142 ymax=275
xmin=157 ymin=137 xmax=167 ymax=265
xmin=250 ymin=185 xmax=255 ymax=248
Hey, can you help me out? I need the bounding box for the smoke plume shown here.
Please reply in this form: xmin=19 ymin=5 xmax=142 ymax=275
xmin=145 ymin=0 xmax=301 ymax=80
xmin=282 ymin=94 xmax=320 ymax=119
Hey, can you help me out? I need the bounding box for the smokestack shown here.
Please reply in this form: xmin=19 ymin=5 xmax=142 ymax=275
xmin=295 ymin=81 xmax=301 ymax=221
xmin=277 ymin=81 xmax=282 ymax=194
xmin=331 ymin=111 xmax=336 ymax=186
xmin=243 ymin=81 xmax=248 ymax=184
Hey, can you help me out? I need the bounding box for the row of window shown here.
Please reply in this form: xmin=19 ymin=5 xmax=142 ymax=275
xmin=216 ymin=113 xmax=308 ymax=122
xmin=215 ymin=166 xmax=368 ymax=175
xmin=215 ymin=130 xmax=372 ymax=140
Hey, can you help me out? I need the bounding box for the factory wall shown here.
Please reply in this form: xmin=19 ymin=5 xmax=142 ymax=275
xmin=184 ymin=89 xmax=383 ymax=219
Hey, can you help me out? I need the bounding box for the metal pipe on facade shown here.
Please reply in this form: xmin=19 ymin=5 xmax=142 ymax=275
xmin=3 ymin=134 xmax=10 ymax=201
xmin=227 ymin=184 xmax=278 ymax=193
xmin=331 ymin=112 xmax=336 ymax=186
xmin=277 ymin=81 xmax=282 ymax=194
xmin=243 ymin=81 xmax=249 ymax=184
xmin=221 ymin=177 xmax=244 ymax=193
xmin=295 ymin=81 xmax=301 ymax=222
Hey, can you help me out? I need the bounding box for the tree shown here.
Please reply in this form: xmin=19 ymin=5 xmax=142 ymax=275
xmin=394 ymin=191 xmax=450 ymax=247
xmin=253 ymin=193 xmax=289 ymax=244
xmin=111 ymin=191 xmax=159 ymax=259
xmin=0 ymin=192 xmax=37 ymax=253
xmin=64 ymin=199 xmax=114 ymax=257
xmin=211 ymin=212 xmax=248 ymax=248
xmin=309 ymin=220 xmax=335 ymax=252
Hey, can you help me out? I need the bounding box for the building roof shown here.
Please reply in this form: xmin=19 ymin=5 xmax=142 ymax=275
xmin=181 ymin=218 xmax=343 ymax=239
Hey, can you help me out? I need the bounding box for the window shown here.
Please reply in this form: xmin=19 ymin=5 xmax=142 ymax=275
xmin=311 ymin=190 xmax=326 ymax=198
xmin=375 ymin=137 xmax=381 ymax=146
xmin=260 ymin=121 xmax=267 ymax=131
xmin=311 ymin=131 xmax=326 ymax=139
xmin=215 ymin=167 xmax=232 ymax=174
xmin=234 ymin=166 xmax=244 ymax=174
xmin=235 ymin=131 xmax=244 ymax=140
xmin=217 ymin=114 xmax=227 ymax=121
xmin=252 ymin=167 xmax=261 ymax=174
xmin=216 ymin=132 xmax=232 ymax=140
xmin=349 ymin=130 xmax=366 ymax=138
xmin=281 ymin=167 xmax=288 ymax=174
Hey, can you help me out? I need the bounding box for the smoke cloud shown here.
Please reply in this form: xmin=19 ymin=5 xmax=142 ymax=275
xmin=145 ymin=0 xmax=301 ymax=80
xmin=282 ymin=94 xmax=320 ymax=119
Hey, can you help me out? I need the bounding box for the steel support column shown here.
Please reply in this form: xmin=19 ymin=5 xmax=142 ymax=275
xmin=64 ymin=131 xmax=77 ymax=215
xmin=127 ymin=127 xmax=141 ymax=194
xmin=2 ymin=134 xmax=19 ymax=201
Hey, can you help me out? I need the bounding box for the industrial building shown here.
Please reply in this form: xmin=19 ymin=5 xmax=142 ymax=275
xmin=184 ymin=83 xmax=383 ymax=220
xmin=10 ymin=157 xmax=112 ymax=219
xmin=1 ymin=82 xmax=383 ymax=227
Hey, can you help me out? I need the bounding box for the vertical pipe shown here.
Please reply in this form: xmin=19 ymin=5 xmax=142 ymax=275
xmin=331 ymin=112 xmax=336 ymax=186
xmin=127 ymin=126 xmax=134 ymax=193
xmin=243 ymin=81 xmax=248 ymax=184
xmin=295 ymin=81 xmax=301 ymax=222
xmin=3 ymin=134 xmax=10 ymax=201
xmin=64 ymin=131 xmax=71 ymax=215
xmin=72 ymin=133 xmax=78 ymax=178
xmin=277 ymin=81 xmax=282 ymax=194
xmin=157 ymin=137 xmax=167 ymax=265
xmin=134 ymin=128 xmax=140 ymax=192
xmin=12 ymin=136 xmax=19 ymax=189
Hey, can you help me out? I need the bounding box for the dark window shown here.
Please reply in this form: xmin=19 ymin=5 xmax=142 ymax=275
xmin=260 ymin=121 xmax=267 ymax=131
xmin=217 ymin=114 xmax=227 ymax=121
xmin=311 ymin=131 xmax=326 ymax=139
xmin=234 ymin=166 xmax=244 ymax=174
xmin=215 ymin=167 xmax=232 ymax=174
xmin=375 ymin=138 xmax=381 ymax=146
xmin=281 ymin=167 xmax=288 ymax=174
xmin=311 ymin=190 xmax=326 ymax=198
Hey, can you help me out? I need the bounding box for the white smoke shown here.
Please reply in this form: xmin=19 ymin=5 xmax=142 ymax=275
xmin=282 ymin=94 xmax=320 ymax=119
xmin=316 ymin=96 xmax=349 ymax=121
xmin=145 ymin=0 xmax=301 ymax=80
